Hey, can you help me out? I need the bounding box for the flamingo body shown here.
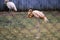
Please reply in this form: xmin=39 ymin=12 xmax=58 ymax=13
xmin=6 ymin=2 xmax=17 ymax=11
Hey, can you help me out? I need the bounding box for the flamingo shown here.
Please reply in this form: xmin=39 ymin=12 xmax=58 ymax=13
xmin=27 ymin=9 xmax=49 ymax=22
xmin=4 ymin=0 xmax=17 ymax=16
xmin=4 ymin=0 xmax=17 ymax=12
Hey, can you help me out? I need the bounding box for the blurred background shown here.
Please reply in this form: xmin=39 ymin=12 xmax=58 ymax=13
xmin=0 ymin=0 xmax=60 ymax=40
xmin=0 ymin=0 xmax=60 ymax=11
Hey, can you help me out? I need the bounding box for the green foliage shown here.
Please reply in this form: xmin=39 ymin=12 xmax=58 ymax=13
xmin=0 ymin=11 xmax=60 ymax=40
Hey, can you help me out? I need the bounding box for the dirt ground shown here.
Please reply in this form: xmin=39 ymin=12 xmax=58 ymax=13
xmin=0 ymin=11 xmax=60 ymax=40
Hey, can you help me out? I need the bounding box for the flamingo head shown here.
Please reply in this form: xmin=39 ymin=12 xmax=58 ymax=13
xmin=4 ymin=0 xmax=9 ymax=3
xmin=27 ymin=9 xmax=34 ymax=18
